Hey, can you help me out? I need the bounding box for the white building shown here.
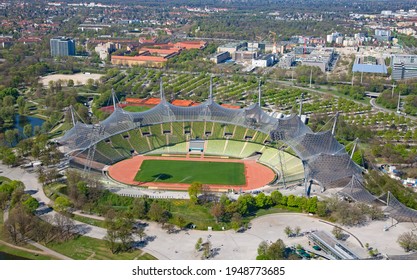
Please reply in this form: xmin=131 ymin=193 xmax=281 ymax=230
xmin=94 ymin=42 xmax=116 ymax=60
xmin=252 ymin=54 xmax=275 ymax=67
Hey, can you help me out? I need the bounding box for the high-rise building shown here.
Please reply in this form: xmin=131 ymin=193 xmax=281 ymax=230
xmin=391 ymin=54 xmax=417 ymax=80
xmin=50 ymin=37 xmax=76 ymax=57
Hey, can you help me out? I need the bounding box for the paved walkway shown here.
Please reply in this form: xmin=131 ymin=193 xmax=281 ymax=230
xmin=1 ymin=163 xmax=415 ymax=260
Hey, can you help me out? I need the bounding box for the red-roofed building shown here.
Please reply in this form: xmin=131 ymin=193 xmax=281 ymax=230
xmin=221 ymin=104 xmax=241 ymax=109
xmin=140 ymin=47 xmax=180 ymax=58
xmin=139 ymin=37 xmax=157 ymax=44
xmin=100 ymin=104 xmax=127 ymax=113
xmin=111 ymin=55 xmax=167 ymax=68
xmin=171 ymin=99 xmax=195 ymax=107
xmin=126 ymin=97 xmax=147 ymax=105
xmin=18 ymin=36 xmax=42 ymax=45
xmin=174 ymin=41 xmax=207 ymax=50
xmin=143 ymin=98 xmax=161 ymax=105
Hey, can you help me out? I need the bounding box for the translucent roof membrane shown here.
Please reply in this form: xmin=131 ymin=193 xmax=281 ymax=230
xmin=58 ymin=98 xmax=363 ymax=190
xmin=338 ymin=175 xmax=377 ymax=203
xmin=385 ymin=192 xmax=417 ymax=223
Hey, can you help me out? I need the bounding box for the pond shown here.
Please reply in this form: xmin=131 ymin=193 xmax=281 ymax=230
xmin=0 ymin=251 xmax=29 ymax=260
xmin=13 ymin=114 xmax=45 ymax=135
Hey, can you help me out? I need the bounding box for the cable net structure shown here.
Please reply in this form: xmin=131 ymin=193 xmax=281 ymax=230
xmin=384 ymin=192 xmax=417 ymax=223
xmin=338 ymin=175 xmax=378 ymax=203
xmin=58 ymin=93 xmax=363 ymax=191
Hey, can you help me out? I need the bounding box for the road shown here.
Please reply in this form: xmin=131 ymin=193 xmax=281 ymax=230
xmin=370 ymin=98 xmax=417 ymax=121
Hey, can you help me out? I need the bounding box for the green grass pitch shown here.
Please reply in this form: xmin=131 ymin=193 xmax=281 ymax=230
xmin=134 ymin=160 xmax=246 ymax=185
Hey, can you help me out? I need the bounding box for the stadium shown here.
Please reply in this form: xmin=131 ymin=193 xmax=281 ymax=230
xmin=58 ymin=82 xmax=364 ymax=195
xmin=56 ymin=81 xmax=417 ymax=225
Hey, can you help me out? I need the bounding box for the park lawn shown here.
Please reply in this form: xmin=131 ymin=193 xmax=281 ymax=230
xmin=134 ymin=160 xmax=246 ymax=185
xmin=123 ymin=106 xmax=150 ymax=112
xmin=169 ymin=200 xmax=219 ymax=230
xmin=72 ymin=214 xmax=107 ymax=228
xmin=0 ymin=244 xmax=55 ymax=260
xmin=0 ymin=210 xmax=52 ymax=259
xmin=47 ymin=235 xmax=157 ymax=260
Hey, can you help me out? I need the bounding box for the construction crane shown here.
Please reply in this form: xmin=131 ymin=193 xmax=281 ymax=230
xmin=268 ymin=31 xmax=278 ymax=54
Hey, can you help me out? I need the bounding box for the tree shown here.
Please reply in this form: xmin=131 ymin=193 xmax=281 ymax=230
xmin=284 ymin=226 xmax=293 ymax=237
xmin=23 ymin=124 xmax=32 ymax=138
xmin=294 ymin=226 xmax=301 ymax=236
xmin=236 ymin=194 xmax=256 ymax=216
xmin=188 ymin=182 xmax=202 ymax=204
xmin=195 ymin=237 xmax=203 ymax=251
xmin=211 ymin=203 xmax=225 ymax=223
xmin=257 ymin=241 xmax=269 ymax=260
xmin=231 ymin=212 xmax=243 ymax=231
xmin=105 ymin=227 xmax=119 ymax=254
xmin=131 ymin=198 xmax=148 ymax=219
xmin=397 ymin=232 xmax=417 ymax=252
xmin=22 ymin=196 xmax=39 ymax=213
xmin=332 ymin=226 xmax=343 ymax=240
xmin=4 ymin=129 xmax=18 ymax=146
xmin=257 ymin=239 xmax=288 ymax=260
xmin=270 ymin=190 xmax=283 ymax=205
xmin=135 ymin=227 xmax=147 ymax=242
xmin=54 ymin=196 xmax=72 ymax=213
xmin=201 ymin=240 xmax=212 ymax=259
xmin=255 ymin=192 xmax=272 ymax=209
xmin=267 ymin=239 xmax=286 ymax=259
xmin=147 ymin=201 xmax=165 ymax=222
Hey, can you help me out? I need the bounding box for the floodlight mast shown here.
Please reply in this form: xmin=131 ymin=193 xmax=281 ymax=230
xmin=397 ymin=91 xmax=401 ymax=113
xmin=111 ymin=88 xmax=117 ymax=110
xmin=209 ymin=75 xmax=213 ymax=100
xmin=299 ymin=93 xmax=304 ymax=117
xmin=70 ymin=105 xmax=76 ymax=126
xmin=258 ymin=80 xmax=262 ymax=106
xmin=351 ymin=138 xmax=359 ymax=159
xmin=160 ymin=78 xmax=165 ymax=101
xmin=331 ymin=112 xmax=340 ymax=136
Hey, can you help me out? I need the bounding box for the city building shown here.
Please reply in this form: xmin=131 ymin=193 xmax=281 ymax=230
xmin=391 ymin=54 xmax=417 ymax=80
xmin=326 ymin=32 xmax=342 ymax=44
xmin=217 ymin=42 xmax=247 ymax=56
xmin=50 ymin=37 xmax=76 ymax=57
xmin=374 ymin=29 xmax=392 ymax=41
xmin=210 ymin=51 xmax=231 ymax=64
xmin=352 ymin=56 xmax=388 ymax=74
xmin=111 ymin=55 xmax=167 ymax=68
xmin=252 ymin=54 xmax=275 ymax=67
xmin=0 ymin=36 xmax=13 ymax=48
xmin=278 ymin=54 xmax=295 ymax=69
xmin=308 ymin=231 xmax=359 ymax=260
xmin=234 ymin=50 xmax=257 ymax=62
xmin=299 ymin=48 xmax=335 ymax=72
xmin=94 ymin=42 xmax=116 ymax=60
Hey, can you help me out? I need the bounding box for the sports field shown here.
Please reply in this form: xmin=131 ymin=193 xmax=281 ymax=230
xmin=134 ymin=159 xmax=246 ymax=185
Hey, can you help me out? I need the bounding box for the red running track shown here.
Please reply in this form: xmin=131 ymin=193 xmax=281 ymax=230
xmin=107 ymin=155 xmax=275 ymax=192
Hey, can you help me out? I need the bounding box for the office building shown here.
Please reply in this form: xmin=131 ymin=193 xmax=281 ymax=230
xmin=50 ymin=37 xmax=76 ymax=57
xmin=391 ymin=54 xmax=417 ymax=80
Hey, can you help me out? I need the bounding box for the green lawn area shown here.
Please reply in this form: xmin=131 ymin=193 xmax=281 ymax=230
xmin=123 ymin=106 xmax=150 ymax=112
xmin=0 ymin=209 xmax=54 ymax=260
xmin=0 ymin=244 xmax=55 ymax=260
xmin=134 ymin=160 xmax=246 ymax=185
xmin=47 ymin=235 xmax=157 ymax=260
xmin=72 ymin=214 xmax=107 ymax=228
xmin=169 ymin=200 xmax=219 ymax=230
